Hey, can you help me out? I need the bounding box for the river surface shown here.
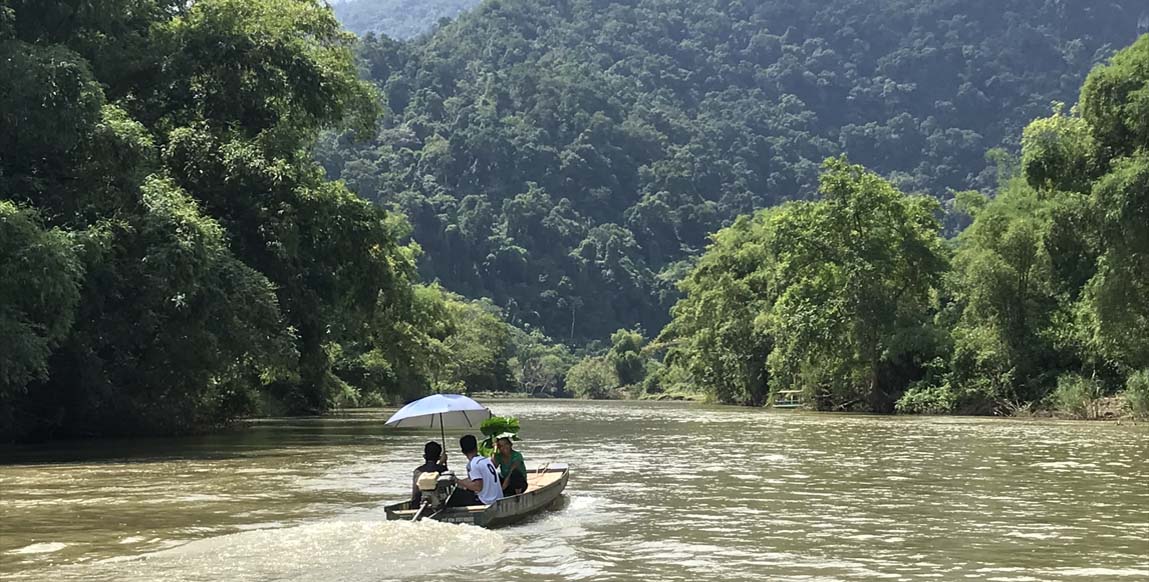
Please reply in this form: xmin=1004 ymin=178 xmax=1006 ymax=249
xmin=1 ymin=400 xmax=1147 ymax=581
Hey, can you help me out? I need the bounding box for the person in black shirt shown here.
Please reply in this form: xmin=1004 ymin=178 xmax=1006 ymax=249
xmin=411 ymin=441 xmax=448 ymax=506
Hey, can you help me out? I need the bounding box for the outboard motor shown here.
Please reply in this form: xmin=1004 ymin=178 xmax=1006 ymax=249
xmin=413 ymin=471 xmax=456 ymax=520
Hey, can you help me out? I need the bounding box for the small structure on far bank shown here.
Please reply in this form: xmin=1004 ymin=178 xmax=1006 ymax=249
xmin=772 ymin=390 xmax=804 ymax=409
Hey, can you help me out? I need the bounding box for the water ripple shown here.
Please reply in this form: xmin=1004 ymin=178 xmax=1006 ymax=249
xmin=1 ymin=401 xmax=1146 ymax=581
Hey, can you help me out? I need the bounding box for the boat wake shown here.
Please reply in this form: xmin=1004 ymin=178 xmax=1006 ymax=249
xmin=12 ymin=516 xmax=504 ymax=582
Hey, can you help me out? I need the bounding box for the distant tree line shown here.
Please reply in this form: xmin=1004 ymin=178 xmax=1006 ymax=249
xmin=333 ymin=0 xmax=480 ymax=40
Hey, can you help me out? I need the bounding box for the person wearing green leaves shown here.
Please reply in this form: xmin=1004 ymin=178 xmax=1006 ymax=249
xmin=492 ymin=435 xmax=528 ymax=496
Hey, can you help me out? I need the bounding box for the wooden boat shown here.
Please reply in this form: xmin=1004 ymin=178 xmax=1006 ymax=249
xmin=384 ymin=463 xmax=569 ymax=528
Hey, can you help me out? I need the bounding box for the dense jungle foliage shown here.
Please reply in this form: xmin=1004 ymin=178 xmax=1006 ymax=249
xmin=0 ymin=0 xmax=528 ymax=441
xmin=3 ymin=1 xmax=1146 ymax=442
xmin=319 ymin=0 xmax=1145 ymax=343
xmin=659 ymin=36 xmax=1149 ymax=415
xmin=333 ymin=0 xmax=480 ymax=40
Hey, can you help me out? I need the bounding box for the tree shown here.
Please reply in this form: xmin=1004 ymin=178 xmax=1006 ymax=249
xmin=564 ymin=357 xmax=619 ymax=400
xmin=944 ymin=177 xmax=1068 ymax=408
xmin=1081 ymin=153 xmax=1149 ymax=371
xmin=509 ymin=328 xmax=575 ymax=397
xmin=766 ymin=159 xmax=949 ymax=411
xmin=43 ymin=177 xmax=297 ymax=434
xmin=913 ymin=35 xmax=1148 ymax=412
xmin=661 ymin=213 xmax=776 ymax=405
xmin=1075 ymin=35 xmax=1149 ymax=374
xmin=0 ymin=0 xmax=452 ymax=441
xmin=663 ymin=158 xmax=948 ymax=410
xmin=608 ymin=329 xmax=647 ymax=387
xmin=443 ymin=299 xmax=515 ymax=394
xmin=0 ymin=202 xmax=82 ymax=424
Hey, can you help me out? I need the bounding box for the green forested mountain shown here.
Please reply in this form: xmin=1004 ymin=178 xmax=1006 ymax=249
xmin=320 ymin=0 xmax=1144 ymax=342
xmin=333 ymin=0 xmax=480 ymax=39
xmin=659 ymin=36 xmax=1149 ymax=415
xmin=0 ymin=0 xmax=518 ymax=441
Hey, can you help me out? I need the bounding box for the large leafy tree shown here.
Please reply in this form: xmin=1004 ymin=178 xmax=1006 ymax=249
xmin=608 ymin=328 xmax=647 ymax=387
xmin=662 ymin=159 xmax=948 ymax=409
xmin=766 ymin=159 xmax=949 ymax=411
xmin=0 ymin=203 xmax=82 ymax=411
xmin=508 ymin=327 xmax=576 ymax=397
xmin=0 ymin=0 xmax=448 ymax=440
xmin=944 ymin=178 xmax=1070 ymax=408
xmin=564 ymin=356 xmax=618 ymax=400
xmin=914 ymin=35 xmax=1148 ymax=412
xmin=1075 ymin=36 xmax=1149 ymax=373
xmin=146 ymin=0 xmax=390 ymax=413
xmin=660 ymin=213 xmax=776 ymax=405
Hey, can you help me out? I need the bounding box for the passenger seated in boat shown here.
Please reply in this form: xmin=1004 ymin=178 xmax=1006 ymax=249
xmin=411 ymin=441 xmax=448 ymax=506
xmin=450 ymin=434 xmax=503 ymax=506
xmin=492 ymin=436 xmax=528 ymax=496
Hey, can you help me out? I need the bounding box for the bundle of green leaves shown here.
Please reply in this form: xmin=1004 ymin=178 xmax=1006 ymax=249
xmin=478 ymin=415 xmax=520 ymax=456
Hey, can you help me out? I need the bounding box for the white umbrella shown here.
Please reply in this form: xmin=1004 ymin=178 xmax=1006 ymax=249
xmin=384 ymin=394 xmax=492 ymax=447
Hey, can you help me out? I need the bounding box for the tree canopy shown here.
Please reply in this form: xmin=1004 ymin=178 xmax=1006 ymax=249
xmin=0 ymin=0 xmax=513 ymax=441
xmin=661 ymin=159 xmax=949 ymax=409
xmin=333 ymin=0 xmax=480 ymax=40
xmin=321 ymin=0 xmax=1142 ymax=342
xmin=661 ymin=35 xmax=1149 ymax=415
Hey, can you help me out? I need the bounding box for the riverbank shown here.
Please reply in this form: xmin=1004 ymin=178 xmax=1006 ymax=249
xmin=1008 ymin=396 xmax=1141 ymax=423
xmin=471 ymin=391 xmax=1145 ymax=422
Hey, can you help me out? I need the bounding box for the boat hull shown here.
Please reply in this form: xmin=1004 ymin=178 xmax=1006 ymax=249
xmin=385 ymin=463 xmax=569 ymax=528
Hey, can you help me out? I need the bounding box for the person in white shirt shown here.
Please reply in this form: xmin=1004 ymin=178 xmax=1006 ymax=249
xmin=454 ymin=434 xmax=503 ymax=505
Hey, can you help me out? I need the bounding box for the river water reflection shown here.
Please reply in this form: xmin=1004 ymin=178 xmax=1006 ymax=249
xmin=1 ymin=400 xmax=1147 ymax=581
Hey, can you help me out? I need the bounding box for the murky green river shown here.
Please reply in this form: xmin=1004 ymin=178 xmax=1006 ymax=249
xmin=1 ymin=400 xmax=1146 ymax=581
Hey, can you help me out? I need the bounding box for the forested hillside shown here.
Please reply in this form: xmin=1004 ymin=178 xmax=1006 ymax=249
xmin=333 ymin=0 xmax=480 ymax=39
xmin=319 ymin=0 xmax=1145 ymax=342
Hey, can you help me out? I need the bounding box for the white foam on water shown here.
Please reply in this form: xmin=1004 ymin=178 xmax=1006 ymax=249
xmin=1004 ymin=530 xmax=1061 ymax=540
xmin=9 ymin=542 xmax=68 ymax=555
xmin=29 ymin=518 xmax=504 ymax=582
xmin=1029 ymin=461 xmax=1097 ymax=470
xmin=1039 ymin=567 xmax=1149 ymax=578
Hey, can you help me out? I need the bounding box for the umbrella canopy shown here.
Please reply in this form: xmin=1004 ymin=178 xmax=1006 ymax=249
xmin=385 ymin=394 xmax=492 ymax=430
